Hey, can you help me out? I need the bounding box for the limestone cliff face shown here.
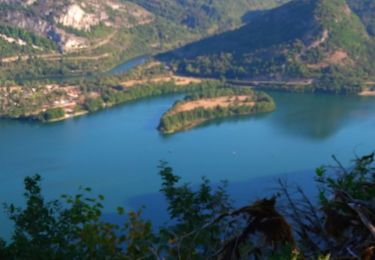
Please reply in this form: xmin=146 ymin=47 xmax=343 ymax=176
xmin=0 ymin=0 xmax=153 ymax=52
xmin=56 ymin=4 xmax=101 ymax=31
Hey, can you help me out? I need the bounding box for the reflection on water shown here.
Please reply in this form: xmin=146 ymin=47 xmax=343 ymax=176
xmin=268 ymin=92 xmax=375 ymax=140
xmin=161 ymin=91 xmax=375 ymax=140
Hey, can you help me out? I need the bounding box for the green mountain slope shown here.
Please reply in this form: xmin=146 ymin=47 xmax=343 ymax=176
xmin=130 ymin=0 xmax=289 ymax=32
xmin=0 ymin=0 xmax=289 ymax=82
xmin=347 ymin=0 xmax=375 ymax=36
xmin=165 ymin=0 xmax=375 ymax=93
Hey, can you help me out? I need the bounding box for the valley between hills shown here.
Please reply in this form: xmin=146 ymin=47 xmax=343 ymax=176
xmin=1 ymin=0 xmax=375 ymax=129
xmin=1 ymin=2 xmax=375 ymax=258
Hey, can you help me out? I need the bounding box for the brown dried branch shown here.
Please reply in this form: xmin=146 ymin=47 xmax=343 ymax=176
xmin=278 ymin=179 xmax=320 ymax=252
xmin=347 ymin=203 xmax=375 ymax=240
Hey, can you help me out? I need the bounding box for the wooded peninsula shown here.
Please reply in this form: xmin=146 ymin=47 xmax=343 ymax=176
xmin=158 ymin=88 xmax=275 ymax=134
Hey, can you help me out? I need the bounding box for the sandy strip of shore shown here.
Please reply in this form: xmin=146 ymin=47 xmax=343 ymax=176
xmin=359 ymin=90 xmax=375 ymax=96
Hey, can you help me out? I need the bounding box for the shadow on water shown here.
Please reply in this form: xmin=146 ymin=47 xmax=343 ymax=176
xmin=267 ymin=91 xmax=375 ymax=140
xmin=121 ymin=167 xmax=318 ymax=228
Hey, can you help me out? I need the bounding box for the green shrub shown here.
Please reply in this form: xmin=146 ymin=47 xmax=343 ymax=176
xmin=42 ymin=108 xmax=65 ymax=121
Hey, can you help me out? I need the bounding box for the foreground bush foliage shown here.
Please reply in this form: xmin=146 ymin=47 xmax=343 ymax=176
xmin=0 ymin=154 xmax=374 ymax=259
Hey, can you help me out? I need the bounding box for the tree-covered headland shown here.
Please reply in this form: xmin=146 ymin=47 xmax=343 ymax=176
xmin=158 ymin=87 xmax=275 ymax=134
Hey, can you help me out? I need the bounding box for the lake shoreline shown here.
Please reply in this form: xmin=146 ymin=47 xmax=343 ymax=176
xmin=158 ymin=89 xmax=276 ymax=134
xmin=1 ymin=54 xmax=375 ymax=124
xmin=1 ymin=91 xmax=375 ymax=242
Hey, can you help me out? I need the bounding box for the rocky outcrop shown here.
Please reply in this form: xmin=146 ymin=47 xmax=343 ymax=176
xmin=56 ymin=4 xmax=104 ymax=31
xmin=0 ymin=0 xmax=153 ymax=52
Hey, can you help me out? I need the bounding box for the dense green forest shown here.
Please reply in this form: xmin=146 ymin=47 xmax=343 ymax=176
xmin=163 ymin=0 xmax=375 ymax=93
xmin=0 ymin=154 xmax=374 ymax=259
xmin=158 ymin=87 xmax=275 ymax=134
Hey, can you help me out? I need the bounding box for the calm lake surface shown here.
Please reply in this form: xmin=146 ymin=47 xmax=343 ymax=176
xmin=1 ymin=50 xmax=375 ymax=237
xmin=1 ymin=90 xmax=375 ymax=238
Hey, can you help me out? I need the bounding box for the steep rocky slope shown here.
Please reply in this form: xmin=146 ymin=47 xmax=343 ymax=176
xmin=0 ymin=0 xmax=153 ymax=52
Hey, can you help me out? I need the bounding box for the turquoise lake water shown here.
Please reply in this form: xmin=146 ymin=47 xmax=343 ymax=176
xmin=1 ymin=90 xmax=375 ymax=239
xmin=1 ymin=57 xmax=375 ymax=237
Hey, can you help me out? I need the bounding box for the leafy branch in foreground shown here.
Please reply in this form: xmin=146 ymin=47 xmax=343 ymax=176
xmin=0 ymin=154 xmax=374 ymax=259
xmin=2 ymin=175 xmax=156 ymax=259
xmin=279 ymin=153 xmax=375 ymax=259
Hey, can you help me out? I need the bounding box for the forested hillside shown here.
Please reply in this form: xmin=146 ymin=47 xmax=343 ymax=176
xmin=347 ymin=0 xmax=375 ymax=36
xmin=2 ymin=0 xmax=374 ymax=93
xmin=165 ymin=0 xmax=375 ymax=93
xmin=0 ymin=0 xmax=288 ymax=82
xmin=130 ymin=0 xmax=289 ymax=32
